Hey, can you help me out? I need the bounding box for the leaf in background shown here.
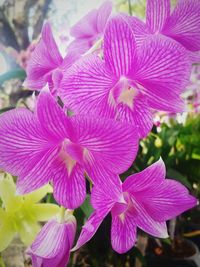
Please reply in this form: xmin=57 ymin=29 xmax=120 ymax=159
xmin=167 ymin=168 xmax=192 ymax=189
xmin=0 ymin=107 xmax=15 ymax=114
xmin=0 ymin=69 xmax=26 ymax=85
xmin=80 ymin=195 xmax=93 ymax=218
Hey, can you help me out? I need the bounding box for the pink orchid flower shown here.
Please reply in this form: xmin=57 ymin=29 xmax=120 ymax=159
xmin=146 ymin=0 xmax=200 ymax=52
xmin=60 ymin=14 xmax=191 ymax=138
xmin=67 ymin=1 xmax=112 ymax=56
xmin=0 ymin=89 xmax=138 ymax=209
xmin=27 ymin=215 xmax=76 ymax=267
xmin=72 ymin=159 xmax=197 ymax=254
xmin=24 ymin=23 xmax=78 ymax=95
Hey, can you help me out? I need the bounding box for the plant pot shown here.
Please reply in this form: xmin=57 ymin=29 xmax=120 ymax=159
xmin=146 ymin=239 xmax=200 ymax=267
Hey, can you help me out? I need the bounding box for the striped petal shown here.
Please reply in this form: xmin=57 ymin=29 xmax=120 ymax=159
xmin=71 ymin=115 xmax=139 ymax=181
xmin=111 ymin=211 xmax=137 ymax=254
xmin=60 ymin=54 xmax=116 ymax=117
xmin=163 ymin=0 xmax=200 ymax=51
xmin=133 ymin=35 xmax=191 ymax=112
xmin=36 ymin=90 xmax=74 ymax=141
xmin=123 ymin=158 xmax=165 ymax=193
xmin=24 ymin=22 xmax=62 ymax=90
xmin=28 ymin=219 xmax=75 ymax=267
xmin=146 ymin=0 xmax=170 ymax=33
xmin=104 ymin=14 xmax=136 ymax=77
xmin=52 ymin=161 xmax=86 ymax=209
xmin=115 ymin=93 xmax=153 ymax=138
xmin=131 ymin=196 xmax=169 ymax=238
xmin=0 ymin=108 xmax=55 ymax=181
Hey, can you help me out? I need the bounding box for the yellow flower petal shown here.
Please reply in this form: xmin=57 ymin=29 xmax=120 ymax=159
xmin=24 ymin=184 xmax=52 ymax=203
xmin=18 ymin=220 xmax=41 ymax=245
xmin=0 ymin=222 xmax=15 ymax=252
xmin=0 ymin=175 xmax=22 ymax=211
xmin=32 ymin=204 xmax=60 ymax=222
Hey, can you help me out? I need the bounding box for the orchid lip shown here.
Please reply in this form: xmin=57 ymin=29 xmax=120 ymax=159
xmin=109 ymin=77 xmax=138 ymax=110
xmin=59 ymin=139 xmax=77 ymax=176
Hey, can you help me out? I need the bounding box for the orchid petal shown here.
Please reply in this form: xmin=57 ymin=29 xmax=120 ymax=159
xmin=16 ymin=146 xmax=59 ymax=195
xmin=131 ymin=196 xmax=169 ymax=238
xmin=91 ymin=175 xmax=123 ymax=212
xmin=67 ymin=39 xmax=93 ymax=56
xmin=111 ymin=211 xmax=137 ymax=254
xmin=123 ymin=158 xmax=165 ymax=193
xmin=137 ymin=179 xmax=197 ymax=222
xmin=24 ymin=184 xmax=52 ymax=203
xmin=0 ymin=108 xmax=55 ymax=180
xmin=124 ymin=15 xmax=150 ymax=46
xmin=70 ymin=9 xmax=98 ymax=39
xmin=104 ymin=15 xmax=136 ymax=77
xmin=52 ymin=161 xmax=86 ymax=209
xmin=0 ymin=175 xmax=16 ymax=209
xmin=133 ymin=35 xmax=191 ymax=112
xmin=32 ymin=204 xmax=60 ymax=221
xmin=19 ymin=221 xmax=41 ymax=245
xmin=60 ymin=54 xmax=116 ymax=117
xmin=0 ymin=221 xmax=15 ymax=252
xmin=115 ymin=93 xmax=153 ymax=138
xmin=71 ymin=115 xmax=138 ymax=180
xmin=36 ymin=90 xmax=74 ymax=141
xmin=24 ymin=22 xmax=62 ymax=90
xmin=146 ymin=0 xmax=170 ymax=33
xmin=28 ymin=220 xmax=71 ymax=267
xmin=163 ymin=0 xmax=200 ymax=51
xmin=96 ymin=1 xmax=112 ymax=33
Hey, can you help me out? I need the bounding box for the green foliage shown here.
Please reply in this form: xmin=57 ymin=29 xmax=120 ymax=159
xmin=134 ymin=114 xmax=200 ymax=196
xmin=0 ymin=69 xmax=26 ymax=85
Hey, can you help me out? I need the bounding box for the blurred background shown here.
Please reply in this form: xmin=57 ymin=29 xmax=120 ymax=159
xmin=0 ymin=0 xmax=200 ymax=267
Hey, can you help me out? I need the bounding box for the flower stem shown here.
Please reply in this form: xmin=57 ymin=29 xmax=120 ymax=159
xmin=59 ymin=206 xmax=66 ymax=223
xmin=0 ymin=255 xmax=5 ymax=267
xmin=128 ymin=0 xmax=132 ymax=16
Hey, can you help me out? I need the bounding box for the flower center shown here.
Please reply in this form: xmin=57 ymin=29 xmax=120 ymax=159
xmin=109 ymin=77 xmax=138 ymax=110
xmin=112 ymin=192 xmax=132 ymax=223
xmin=59 ymin=139 xmax=83 ymax=176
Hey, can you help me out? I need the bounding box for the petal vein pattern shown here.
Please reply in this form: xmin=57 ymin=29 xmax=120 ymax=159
xmin=0 ymin=90 xmax=138 ymax=208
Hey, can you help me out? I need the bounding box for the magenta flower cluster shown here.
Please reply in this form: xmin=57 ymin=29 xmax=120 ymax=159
xmin=0 ymin=0 xmax=199 ymax=266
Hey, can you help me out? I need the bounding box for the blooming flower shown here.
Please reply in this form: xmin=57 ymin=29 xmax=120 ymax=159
xmin=0 ymin=174 xmax=59 ymax=252
xmin=146 ymin=0 xmax=200 ymax=52
xmin=67 ymin=1 xmax=112 ymax=56
xmin=27 ymin=214 xmax=76 ymax=267
xmin=72 ymin=159 xmax=197 ymax=254
xmin=60 ymin=15 xmax=191 ymax=138
xmin=24 ymin=23 xmax=78 ymax=95
xmin=0 ymin=89 xmax=138 ymax=209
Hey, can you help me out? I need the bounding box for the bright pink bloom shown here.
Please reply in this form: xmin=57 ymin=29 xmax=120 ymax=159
xmin=0 ymin=90 xmax=138 ymax=209
xmin=72 ymin=159 xmax=197 ymax=254
xmin=27 ymin=215 xmax=76 ymax=267
xmin=24 ymin=23 xmax=78 ymax=95
xmin=67 ymin=1 xmax=112 ymax=56
xmin=60 ymin=15 xmax=191 ymax=138
xmin=146 ymin=0 xmax=200 ymax=52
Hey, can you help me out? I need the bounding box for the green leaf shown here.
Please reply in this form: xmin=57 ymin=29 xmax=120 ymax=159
xmin=167 ymin=168 xmax=192 ymax=189
xmin=0 ymin=107 xmax=15 ymax=114
xmin=0 ymin=69 xmax=26 ymax=85
xmin=80 ymin=195 xmax=93 ymax=218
